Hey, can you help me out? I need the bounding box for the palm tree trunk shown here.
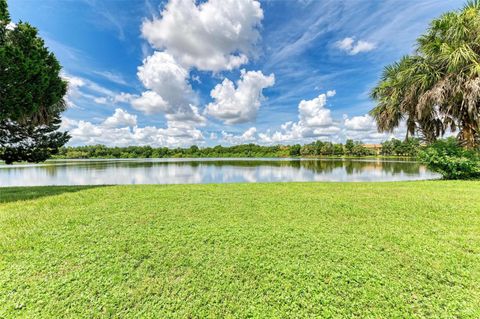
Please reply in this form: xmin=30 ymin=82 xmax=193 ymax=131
xmin=458 ymin=122 xmax=478 ymax=149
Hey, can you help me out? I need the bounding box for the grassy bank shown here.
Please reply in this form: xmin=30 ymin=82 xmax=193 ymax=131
xmin=1 ymin=182 xmax=480 ymax=318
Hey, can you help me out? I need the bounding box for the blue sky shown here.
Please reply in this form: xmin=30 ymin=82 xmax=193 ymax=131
xmin=9 ymin=0 xmax=463 ymax=146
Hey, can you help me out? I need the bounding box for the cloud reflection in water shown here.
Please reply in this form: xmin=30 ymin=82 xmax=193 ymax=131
xmin=0 ymin=158 xmax=439 ymax=186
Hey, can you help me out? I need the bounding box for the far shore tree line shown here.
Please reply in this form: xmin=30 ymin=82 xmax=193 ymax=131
xmin=0 ymin=0 xmax=479 ymax=178
xmin=54 ymin=138 xmax=421 ymax=159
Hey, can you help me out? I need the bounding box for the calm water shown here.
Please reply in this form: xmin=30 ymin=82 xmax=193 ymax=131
xmin=0 ymin=158 xmax=439 ymax=187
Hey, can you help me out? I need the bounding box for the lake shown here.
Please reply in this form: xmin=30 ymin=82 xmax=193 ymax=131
xmin=0 ymin=158 xmax=439 ymax=187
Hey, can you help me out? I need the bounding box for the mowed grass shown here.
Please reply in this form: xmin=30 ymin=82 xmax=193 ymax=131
xmin=1 ymin=182 xmax=480 ymax=318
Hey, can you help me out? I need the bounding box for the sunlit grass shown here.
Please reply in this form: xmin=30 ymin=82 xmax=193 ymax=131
xmin=1 ymin=181 xmax=480 ymax=318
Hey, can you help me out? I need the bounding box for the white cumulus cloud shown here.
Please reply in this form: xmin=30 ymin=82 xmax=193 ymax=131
xmin=206 ymin=69 xmax=275 ymax=124
xmin=344 ymin=114 xmax=377 ymax=131
xmin=131 ymin=91 xmax=169 ymax=115
xmin=298 ymin=90 xmax=336 ymax=127
xmin=103 ymin=108 xmax=137 ymax=128
xmin=221 ymin=127 xmax=257 ymax=144
xmin=336 ymin=37 xmax=376 ymax=55
xmin=62 ymin=109 xmax=204 ymax=147
xmin=132 ymin=51 xmax=205 ymax=124
xmin=141 ymin=0 xmax=263 ymax=72
xmin=114 ymin=92 xmax=136 ymax=104
xmin=137 ymin=51 xmax=194 ymax=106
xmin=258 ymin=91 xmax=340 ymax=143
xmin=342 ymin=114 xmax=406 ymax=143
xmin=132 ymin=0 xmax=267 ymax=142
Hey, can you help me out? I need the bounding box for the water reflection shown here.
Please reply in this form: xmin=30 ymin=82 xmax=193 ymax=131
xmin=0 ymin=158 xmax=439 ymax=186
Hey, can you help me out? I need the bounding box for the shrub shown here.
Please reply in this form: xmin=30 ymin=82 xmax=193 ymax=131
xmin=419 ymin=138 xmax=480 ymax=180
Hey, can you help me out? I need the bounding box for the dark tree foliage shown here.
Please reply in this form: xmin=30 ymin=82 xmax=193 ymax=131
xmin=0 ymin=0 xmax=69 ymax=163
xmin=0 ymin=0 xmax=9 ymax=51
xmin=0 ymin=0 xmax=8 ymax=23
xmin=289 ymin=144 xmax=301 ymax=156
xmin=380 ymin=138 xmax=421 ymax=157
xmin=53 ymin=139 xmax=407 ymax=160
xmin=0 ymin=116 xmax=69 ymax=164
xmin=344 ymin=139 xmax=355 ymax=155
xmin=419 ymin=138 xmax=480 ymax=179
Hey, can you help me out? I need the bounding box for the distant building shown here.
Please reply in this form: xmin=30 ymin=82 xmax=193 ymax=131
xmin=363 ymin=144 xmax=382 ymax=155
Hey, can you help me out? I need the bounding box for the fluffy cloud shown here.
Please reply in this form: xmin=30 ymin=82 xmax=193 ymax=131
xmin=298 ymin=90 xmax=336 ymax=127
xmin=206 ymin=70 xmax=275 ymax=124
xmin=257 ymin=108 xmax=406 ymax=145
xmin=60 ymin=116 xmax=83 ymax=132
xmin=133 ymin=0 xmax=267 ymax=142
xmin=62 ymin=109 xmax=204 ymax=147
xmin=103 ymin=108 xmax=137 ymax=128
xmin=258 ymin=91 xmax=340 ymax=143
xmin=165 ymin=105 xmax=205 ymax=124
xmin=6 ymin=22 xmax=16 ymax=30
xmin=221 ymin=127 xmax=257 ymax=144
xmin=342 ymin=115 xmax=406 ymax=143
xmin=131 ymin=91 xmax=168 ymax=115
xmin=137 ymin=51 xmax=194 ymax=106
xmin=344 ymin=114 xmax=376 ymax=131
xmin=258 ymin=124 xmax=341 ymax=144
xmin=132 ymin=51 xmax=205 ymax=124
xmin=141 ymin=0 xmax=263 ymax=72
xmin=114 ymin=92 xmax=136 ymax=104
xmin=336 ymin=37 xmax=376 ymax=55
xmin=69 ymin=121 xmax=103 ymax=140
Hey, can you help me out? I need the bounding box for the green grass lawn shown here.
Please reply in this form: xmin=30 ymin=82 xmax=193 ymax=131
xmin=1 ymin=182 xmax=480 ymax=318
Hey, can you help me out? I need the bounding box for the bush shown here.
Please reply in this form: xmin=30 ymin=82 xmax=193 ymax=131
xmin=419 ymin=138 xmax=480 ymax=179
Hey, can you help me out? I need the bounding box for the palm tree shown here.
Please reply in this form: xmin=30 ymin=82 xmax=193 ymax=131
xmin=370 ymin=1 xmax=480 ymax=148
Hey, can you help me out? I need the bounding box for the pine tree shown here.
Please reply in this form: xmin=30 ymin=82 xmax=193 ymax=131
xmin=0 ymin=0 xmax=70 ymax=163
xmin=0 ymin=116 xmax=69 ymax=164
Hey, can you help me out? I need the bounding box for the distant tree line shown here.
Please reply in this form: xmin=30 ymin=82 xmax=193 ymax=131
xmin=53 ymin=138 xmax=422 ymax=159
xmin=295 ymin=140 xmax=376 ymax=157
xmin=380 ymin=138 xmax=421 ymax=156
